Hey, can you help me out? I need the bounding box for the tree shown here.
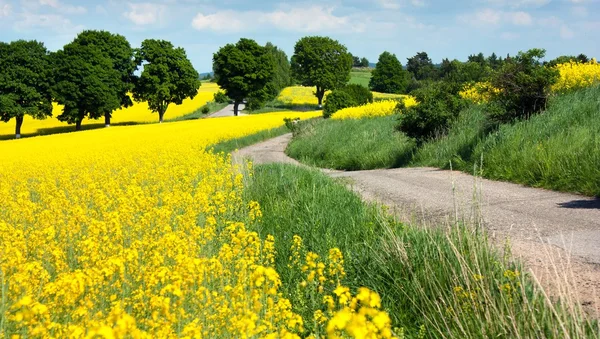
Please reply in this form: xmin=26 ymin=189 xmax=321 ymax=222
xmin=406 ymin=52 xmax=437 ymax=81
xmin=213 ymin=38 xmax=274 ymax=116
xmin=51 ymin=32 xmax=125 ymax=131
xmin=0 ymin=40 xmax=53 ymax=138
xmin=352 ymin=55 xmax=361 ymax=67
xmin=360 ymin=57 xmax=369 ymax=68
xmin=369 ymin=51 xmax=410 ymax=94
xmin=134 ymin=39 xmax=200 ymax=122
xmin=488 ymin=48 xmax=559 ymax=124
xmin=291 ymin=36 xmax=353 ymax=107
xmin=264 ymin=42 xmax=291 ymax=102
xmin=68 ymin=30 xmax=135 ymax=127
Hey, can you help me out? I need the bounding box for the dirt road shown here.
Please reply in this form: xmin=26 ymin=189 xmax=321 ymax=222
xmin=234 ymin=133 xmax=600 ymax=315
xmin=208 ymin=104 xmax=247 ymax=118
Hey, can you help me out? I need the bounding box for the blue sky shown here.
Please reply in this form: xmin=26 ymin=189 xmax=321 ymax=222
xmin=0 ymin=0 xmax=598 ymax=72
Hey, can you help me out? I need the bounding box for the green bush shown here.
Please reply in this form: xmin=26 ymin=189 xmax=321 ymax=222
xmin=342 ymin=83 xmax=373 ymax=105
xmin=201 ymin=105 xmax=210 ymax=114
xmin=396 ymin=82 xmax=466 ymax=142
xmin=488 ymin=48 xmax=559 ymax=125
xmin=323 ymin=90 xmax=356 ymax=118
xmin=213 ymin=91 xmax=230 ymax=104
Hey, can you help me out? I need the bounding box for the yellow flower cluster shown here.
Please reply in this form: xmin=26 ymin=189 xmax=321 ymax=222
xmin=277 ymin=86 xmax=330 ymax=106
xmin=552 ymin=59 xmax=600 ymax=92
xmin=0 ymin=83 xmax=220 ymax=138
xmin=292 ymin=236 xmax=396 ymax=339
xmin=459 ymin=82 xmax=500 ymax=104
xmin=372 ymin=92 xmax=407 ymax=100
xmin=331 ymin=99 xmax=416 ymax=120
xmin=0 ymin=111 xmax=322 ymax=338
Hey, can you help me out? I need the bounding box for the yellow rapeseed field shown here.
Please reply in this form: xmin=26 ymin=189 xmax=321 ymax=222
xmin=552 ymin=59 xmax=600 ymax=92
xmin=0 ymin=111 xmax=395 ymax=338
xmin=277 ymin=86 xmax=330 ymax=106
xmin=0 ymin=83 xmax=220 ymax=138
xmin=331 ymin=99 xmax=416 ymax=120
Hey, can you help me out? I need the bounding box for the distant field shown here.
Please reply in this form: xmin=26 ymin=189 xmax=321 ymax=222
xmin=349 ymin=69 xmax=372 ymax=87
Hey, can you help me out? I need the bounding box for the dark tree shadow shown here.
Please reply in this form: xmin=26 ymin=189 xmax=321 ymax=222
xmin=557 ymin=198 xmax=600 ymax=209
xmin=0 ymin=121 xmax=146 ymax=141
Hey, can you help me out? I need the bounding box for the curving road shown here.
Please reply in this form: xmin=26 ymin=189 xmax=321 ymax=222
xmin=234 ymin=133 xmax=600 ymax=315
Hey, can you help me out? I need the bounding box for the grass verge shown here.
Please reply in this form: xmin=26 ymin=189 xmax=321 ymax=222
xmin=168 ymin=101 xmax=228 ymax=121
xmin=286 ymin=115 xmax=415 ymax=170
xmin=243 ymin=163 xmax=599 ymax=338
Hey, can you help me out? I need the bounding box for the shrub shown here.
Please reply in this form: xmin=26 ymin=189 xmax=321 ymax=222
xmin=396 ymin=82 xmax=466 ymax=142
xmin=341 ymin=83 xmax=373 ymax=105
xmin=201 ymin=105 xmax=210 ymax=114
xmin=213 ymin=91 xmax=230 ymax=104
xmin=488 ymin=48 xmax=559 ymax=124
xmin=323 ymin=90 xmax=356 ymax=118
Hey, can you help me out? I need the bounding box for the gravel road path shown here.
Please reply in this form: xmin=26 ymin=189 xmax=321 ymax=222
xmin=234 ymin=133 xmax=600 ymax=315
xmin=208 ymin=104 xmax=247 ymax=118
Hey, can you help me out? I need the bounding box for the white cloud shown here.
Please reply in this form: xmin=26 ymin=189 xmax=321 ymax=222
xmin=37 ymin=0 xmax=87 ymax=14
xmin=460 ymin=9 xmax=533 ymax=26
xmin=124 ymin=3 xmax=166 ymax=26
xmin=0 ymin=1 xmax=11 ymax=17
xmin=487 ymin=0 xmax=550 ymax=8
xmin=571 ymin=6 xmax=588 ymax=17
xmin=377 ymin=0 xmax=401 ymax=9
xmin=192 ymin=6 xmax=365 ymax=33
xmin=560 ymin=25 xmax=575 ymax=39
xmin=509 ymin=11 xmax=532 ymax=25
xmin=15 ymin=12 xmax=83 ymax=33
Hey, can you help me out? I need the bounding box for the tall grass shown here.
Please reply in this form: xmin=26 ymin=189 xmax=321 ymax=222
xmin=472 ymin=86 xmax=600 ymax=196
xmin=286 ymin=116 xmax=415 ymax=170
xmin=243 ymin=163 xmax=598 ymax=338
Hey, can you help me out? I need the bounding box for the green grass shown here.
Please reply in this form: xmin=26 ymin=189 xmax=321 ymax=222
xmin=243 ymin=163 xmax=598 ymax=338
xmin=286 ymin=115 xmax=415 ymax=170
xmin=285 ymin=86 xmax=600 ymax=196
xmin=208 ymin=125 xmax=290 ymax=154
xmin=349 ymin=69 xmax=372 ymax=88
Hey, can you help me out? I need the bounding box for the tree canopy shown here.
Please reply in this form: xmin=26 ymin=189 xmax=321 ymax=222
xmin=51 ymin=30 xmax=133 ymax=130
xmin=291 ymin=36 xmax=353 ymax=107
xmin=133 ymin=39 xmax=201 ymax=122
xmin=263 ymin=42 xmax=291 ymax=105
xmin=213 ymin=38 xmax=274 ymax=116
xmin=369 ymin=51 xmax=410 ymax=94
xmin=406 ymin=52 xmax=437 ymax=81
xmin=0 ymin=40 xmax=53 ymax=138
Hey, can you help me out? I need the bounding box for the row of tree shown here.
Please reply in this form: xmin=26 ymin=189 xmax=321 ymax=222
xmin=0 ymin=31 xmax=201 ymax=138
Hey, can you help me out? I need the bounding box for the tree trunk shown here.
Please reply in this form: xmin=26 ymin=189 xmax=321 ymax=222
xmin=159 ymin=110 xmax=165 ymax=123
xmin=105 ymin=113 xmax=111 ymax=127
xmin=316 ymin=87 xmax=325 ymax=108
xmin=76 ymin=109 xmax=85 ymax=131
xmin=233 ymin=102 xmax=240 ymax=116
xmin=15 ymin=115 xmax=23 ymax=139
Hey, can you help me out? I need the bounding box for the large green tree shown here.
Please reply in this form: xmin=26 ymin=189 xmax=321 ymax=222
xmin=291 ymin=36 xmax=352 ymax=107
xmin=369 ymin=51 xmax=410 ymax=94
xmin=73 ymin=30 xmax=136 ymax=127
xmin=0 ymin=40 xmax=53 ymax=139
xmin=133 ymin=39 xmax=200 ymax=122
xmin=265 ymin=42 xmax=291 ymax=102
xmin=406 ymin=51 xmax=437 ymax=81
xmin=213 ymin=38 xmax=274 ymax=116
xmin=51 ymin=30 xmax=133 ymax=130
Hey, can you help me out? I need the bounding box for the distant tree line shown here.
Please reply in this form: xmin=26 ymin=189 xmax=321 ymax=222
xmin=0 ymin=30 xmax=201 ymax=138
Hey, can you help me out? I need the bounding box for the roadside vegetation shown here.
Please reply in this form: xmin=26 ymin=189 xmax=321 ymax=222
xmin=286 ymin=49 xmax=600 ymax=197
xmin=243 ymin=163 xmax=599 ymax=338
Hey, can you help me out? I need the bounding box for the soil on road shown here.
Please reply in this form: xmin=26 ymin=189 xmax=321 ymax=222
xmin=234 ymin=133 xmax=600 ymax=316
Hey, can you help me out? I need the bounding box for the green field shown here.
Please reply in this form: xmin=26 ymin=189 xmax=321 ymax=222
xmin=349 ymin=69 xmax=372 ymax=87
